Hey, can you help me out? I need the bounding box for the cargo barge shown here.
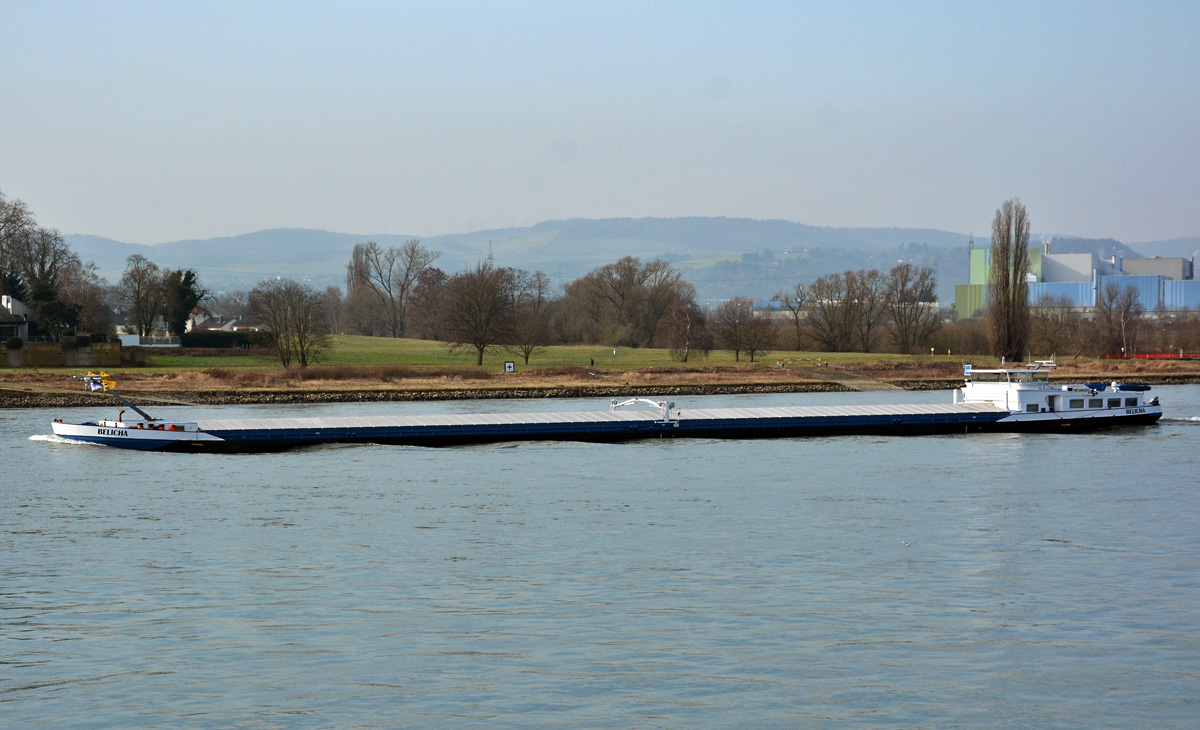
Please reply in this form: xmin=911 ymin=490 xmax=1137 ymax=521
xmin=49 ymin=367 xmax=1162 ymax=453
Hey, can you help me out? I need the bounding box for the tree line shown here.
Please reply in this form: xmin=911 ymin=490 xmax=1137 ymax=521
xmin=1 ymin=190 xmax=109 ymax=339
xmin=0 ymin=185 xmax=951 ymax=367
xmin=333 ymin=244 xmax=696 ymax=366
xmin=8 ymin=187 xmax=1187 ymax=366
xmin=771 ymin=263 xmax=941 ymax=356
xmin=929 ymin=287 xmax=1200 ymax=360
xmin=267 ymin=239 xmax=948 ymax=367
xmin=1025 ymin=283 xmax=1164 ymax=359
xmin=118 ymin=255 xmax=209 ymax=337
xmin=2 ymin=190 xmax=210 ymax=342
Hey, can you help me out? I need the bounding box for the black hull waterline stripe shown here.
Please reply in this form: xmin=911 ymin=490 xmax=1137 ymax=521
xmin=72 ymin=410 xmax=1162 ymax=453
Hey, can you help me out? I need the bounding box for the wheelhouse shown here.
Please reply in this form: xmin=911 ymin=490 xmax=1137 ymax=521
xmin=957 ymin=365 xmax=1156 ymax=414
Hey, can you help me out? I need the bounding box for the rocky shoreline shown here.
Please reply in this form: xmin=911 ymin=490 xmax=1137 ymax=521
xmin=4 ymin=373 xmax=1197 ymax=409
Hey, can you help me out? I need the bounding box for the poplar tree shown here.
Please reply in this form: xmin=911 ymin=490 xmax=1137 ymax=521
xmin=987 ymin=199 xmax=1031 ymax=361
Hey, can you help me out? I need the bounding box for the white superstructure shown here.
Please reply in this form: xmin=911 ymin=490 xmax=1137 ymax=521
xmin=955 ymin=364 xmax=1159 ymax=425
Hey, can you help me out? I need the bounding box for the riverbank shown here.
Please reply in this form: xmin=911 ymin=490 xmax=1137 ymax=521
xmin=0 ymin=382 xmax=857 ymax=409
xmin=5 ymin=358 xmax=1200 ymax=408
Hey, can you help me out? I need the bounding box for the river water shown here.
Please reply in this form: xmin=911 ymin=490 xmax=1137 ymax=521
xmin=3 ymin=386 xmax=1199 ymax=728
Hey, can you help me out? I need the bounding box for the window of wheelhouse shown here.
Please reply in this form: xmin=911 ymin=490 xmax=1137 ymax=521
xmin=1107 ymin=398 xmax=1121 ymax=408
xmin=1069 ymin=398 xmax=1084 ymax=409
xmin=1125 ymin=397 xmax=1138 ymax=407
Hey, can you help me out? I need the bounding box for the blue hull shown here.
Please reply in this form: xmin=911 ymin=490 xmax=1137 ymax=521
xmin=147 ymin=410 xmax=1159 ymax=453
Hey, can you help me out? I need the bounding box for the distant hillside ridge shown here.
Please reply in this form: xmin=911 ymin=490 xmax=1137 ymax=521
xmin=66 ymin=228 xmax=427 ymax=289
xmin=65 ymin=218 xmax=975 ymax=292
xmin=1128 ymin=236 xmax=1200 ymax=260
xmin=63 ymin=217 xmax=1182 ymax=304
xmin=530 ymin=217 xmax=972 ymax=252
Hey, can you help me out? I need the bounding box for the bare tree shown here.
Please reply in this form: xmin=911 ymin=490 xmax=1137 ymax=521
xmin=1180 ymin=312 xmax=1200 ymax=353
xmin=1030 ymin=294 xmax=1085 ymax=358
xmin=1096 ymin=282 xmax=1143 ymax=357
xmin=744 ymin=318 xmax=778 ymax=362
xmin=250 ymin=278 xmax=330 ymax=367
xmin=341 ymin=284 xmax=381 ymax=336
xmin=13 ymin=227 xmax=76 ymax=293
xmin=511 ymin=269 xmax=552 ymax=310
xmin=119 ymin=255 xmax=164 ymax=336
xmin=506 ymin=270 xmax=553 ymax=364
xmin=641 ymin=259 xmax=695 ymax=345
xmin=393 ymin=239 xmax=440 ymax=333
xmin=713 ymin=297 xmax=776 ymax=362
xmin=561 ymin=256 xmax=694 ymax=346
xmin=0 ymin=190 xmax=36 ymax=248
xmin=806 ymin=273 xmax=856 ymax=352
xmin=583 ymin=256 xmax=645 ymax=344
xmin=987 ymin=198 xmax=1031 ymax=361
xmin=57 ymin=259 xmax=112 ymax=335
xmin=846 ymin=269 xmax=885 ymax=352
xmin=209 ymin=290 xmax=249 ymax=318
xmin=712 ymin=298 xmax=749 ymax=361
xmin=772 ymin=283 xmax=808 ymax=350
xmin=506 ymin=307 xmax=550 ymax=364
xmin=884 ymin=263 xmax=940 ymax=354
xmin=407 ymin=267 xmax=448 ymax=340
xmin=663 ymin=299 xmax=712 ymax=362
xmin=321 ymin=286 xmax=344 ymax=335
xmin=443 ymin=262 xmax=513 ymax=366
xmin=345 ymin=239 xmax=439 ymax=337
xmin=0 ymin=190 xmax=36 ymax=298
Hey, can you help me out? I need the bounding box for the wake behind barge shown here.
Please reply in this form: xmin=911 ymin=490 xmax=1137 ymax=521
xmin=50 ymin=366 xmax=1162 ymax=453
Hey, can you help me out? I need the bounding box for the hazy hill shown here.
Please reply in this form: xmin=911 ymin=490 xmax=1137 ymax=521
xmin=1130 ymin=236 xmax=1200 ymax=260
xmin=528 ymin=217 xmax=971 ymax=253
xmin=67 ymin=229 xmax=442 ymax=289
xmin=62 ymin=217 xmax=994 ymax=304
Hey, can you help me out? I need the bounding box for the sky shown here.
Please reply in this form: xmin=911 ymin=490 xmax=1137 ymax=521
xmin=2 ymin=0 xmax=1198 ymax=244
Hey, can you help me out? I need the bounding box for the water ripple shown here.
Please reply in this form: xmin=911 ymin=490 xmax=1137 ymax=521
xmin=4 ymin=387 xmax=1200 ymax=727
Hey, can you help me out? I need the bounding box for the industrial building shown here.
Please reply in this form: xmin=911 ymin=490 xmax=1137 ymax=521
xmin=954 ymin=244 xmax=1199 ymax=316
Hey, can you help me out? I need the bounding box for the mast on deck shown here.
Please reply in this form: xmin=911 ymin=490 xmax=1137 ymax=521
xmin=74 ymin=372 xmax=156 ymax=421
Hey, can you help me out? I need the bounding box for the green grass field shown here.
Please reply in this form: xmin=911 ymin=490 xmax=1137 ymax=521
xmin=136 ymin=335 xmax=992 ymax=373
